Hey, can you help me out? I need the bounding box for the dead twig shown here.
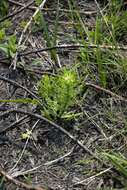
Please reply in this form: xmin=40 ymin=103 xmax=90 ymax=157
xmin=74 ymin=167 xmax=112 ymax=186
xmin=0 ymin=168 xmax=45 ymax=190
xmin=10 ymin=165 xmax=42 ymax=178
xmin=46 ymin=19 xmax=95 ymax=28
xmin=86 ymin=82 xmax=127 ymax=102
xmin=19 ymin=43 xmax=127 ymax=57
xmin=44 ymin=147 xmax=74 ymax=166
xmin=24 ymin=68 xmax=56 ymax=76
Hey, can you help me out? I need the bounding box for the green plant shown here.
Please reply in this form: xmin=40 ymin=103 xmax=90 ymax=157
xmin=23 ymin=173 xmax=32 ymax=185
xmin=7 ymin=34 xmax=17 ymax=58
xmin=0 ymin=34 xmax=17 ymax=58
xmin=0 ymin=29 xmax=5 ymax=41
xmin=103 ymin=152 xmax=127 ymax=187
xmin=21 ymin=130 xmax=32 ymax=140
xmin=38 ymin=68 xmax=81 ymax=120
xmin=68 ymin=0 xmax=127 ymax=89
xmin=67 ymin=0 xmax=109 ymax=87
xmin=93 ymin=0 xmax=127 ymax=43
xmin=103 ymin=10 xmax=127 ymax=42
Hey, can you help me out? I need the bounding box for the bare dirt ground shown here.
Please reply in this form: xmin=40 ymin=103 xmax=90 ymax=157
xmin=0 ymin=0 xmax=127 ymax=190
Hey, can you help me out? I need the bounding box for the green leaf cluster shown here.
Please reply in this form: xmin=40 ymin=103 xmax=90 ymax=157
xmin=38 ymin=69 xmax=80 ymax=119
xmin=0 ymin=34 xmax=17 ymax=58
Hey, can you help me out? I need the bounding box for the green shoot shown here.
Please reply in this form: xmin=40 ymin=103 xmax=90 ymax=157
xmin=104 ymin=152 xmax=127 ymax=179
xmin=38 ymin=68 xmax=81 ymax=120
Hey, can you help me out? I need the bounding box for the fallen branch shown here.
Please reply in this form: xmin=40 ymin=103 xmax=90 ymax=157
xmin=19 ymin=43 xmax=127 ymax=57
xmin=74 ymin=167 xmax=112 ymax=186
xmin=0 ymin=169 xmax=45 ymax=190
xmin=44 ymin=147 xmax=74 ymax=166
xmin=86 ymin=82 xmax=127 ymax=102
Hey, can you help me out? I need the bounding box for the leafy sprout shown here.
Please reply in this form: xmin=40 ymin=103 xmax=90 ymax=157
xmin=38 ymin=68 xmax=81 ymax=120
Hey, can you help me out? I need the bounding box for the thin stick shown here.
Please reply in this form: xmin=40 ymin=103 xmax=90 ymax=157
xmin=11 ymin=0 xmax=48 ymax=70
xmin=74 ymin=167 xmax=112 ymax=185
xmin=10 ymin=165 xmax=42 ymax=178
xmin=44 ymin=147 xmax=74 ymax=166
xmin=0 ymin=169 xmax=45 ymax=190
xmin=24 ymin=68 xmax=56 ymax=76
xmin=19 ymin=43 xmax=127 ymax=57
xmin=11 ymin=147 xmax=75 ymax=177
xmin=86 ymin=82 xmax=127 ymax=102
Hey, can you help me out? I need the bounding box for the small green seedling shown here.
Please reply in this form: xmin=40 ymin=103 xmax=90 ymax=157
xmin=21 ymin=130 xmax=32 ymax=140
xmin=38 ymin=69 xmax=81 ymax=120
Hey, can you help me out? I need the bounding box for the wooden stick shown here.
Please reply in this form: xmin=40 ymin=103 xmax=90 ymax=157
xmin=0 ymin=169 xmax=45 ymax=190
xmin=19 ymin=43 xmax=127 ymax=57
